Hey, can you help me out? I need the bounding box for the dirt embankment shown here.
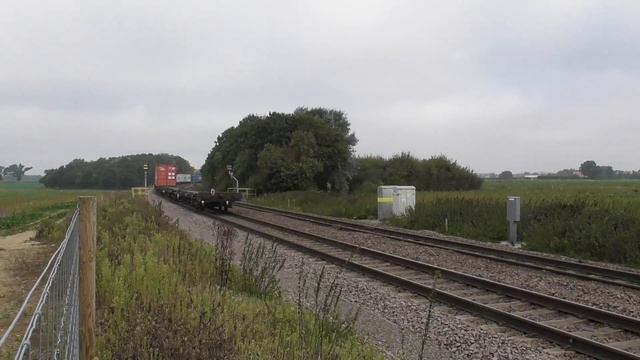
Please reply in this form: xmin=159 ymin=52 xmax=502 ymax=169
xmin=0 ymin=231 xmax=55 ymax=354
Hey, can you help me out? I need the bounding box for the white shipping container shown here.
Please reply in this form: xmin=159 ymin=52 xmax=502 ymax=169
xmin=176 ymin=174 xmax=192 ymax=183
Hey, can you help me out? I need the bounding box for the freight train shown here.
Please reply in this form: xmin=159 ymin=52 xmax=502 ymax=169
xmin=154 ymin=164 xmax=242 ymax=212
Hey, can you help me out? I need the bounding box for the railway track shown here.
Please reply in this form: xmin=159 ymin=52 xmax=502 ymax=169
xmin=236 ymin=202 xmax=640 ymax=291
xmin=157 ymin=194 xmax=640 ymax=359
xmin=209 ymin=209 xmax=640 ymax=359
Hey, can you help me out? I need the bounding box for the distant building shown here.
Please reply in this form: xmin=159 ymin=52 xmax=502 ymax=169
xmin=479 ymin=173 xmax=498 ymax=179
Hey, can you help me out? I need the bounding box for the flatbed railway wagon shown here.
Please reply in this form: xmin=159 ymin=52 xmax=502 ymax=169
xmin=159 ymin=187 xmax=242 ymax=212
xmin=154 ymin=163 xmax=242 ymax=212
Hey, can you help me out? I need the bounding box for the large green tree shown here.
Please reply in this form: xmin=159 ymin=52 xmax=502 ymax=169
xmin=580 ymin=160 xmax=599 ymax=179
xmin=579 ymin=160 xmax=617 ymax=180
xmin=202 ymin=108 xmax=357 ymax=193
xmin=40 ymin=154 xmax=192 ymax=189
xmin=3 ymin=163 xmax=33 ymax=181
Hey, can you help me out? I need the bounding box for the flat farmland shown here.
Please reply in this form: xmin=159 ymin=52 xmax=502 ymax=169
xmin=427 ymin=179 xmax=640 ymax=202
xmin=0 ymin=182 xmax=98 ymax=235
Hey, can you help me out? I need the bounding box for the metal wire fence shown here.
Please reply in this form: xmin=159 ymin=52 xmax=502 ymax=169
xmin=0 ymin=209 xmax=80 ymax=360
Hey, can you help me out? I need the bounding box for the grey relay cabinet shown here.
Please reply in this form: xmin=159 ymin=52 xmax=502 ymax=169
xmin=377 ymin=186 xmax=416 ymax=220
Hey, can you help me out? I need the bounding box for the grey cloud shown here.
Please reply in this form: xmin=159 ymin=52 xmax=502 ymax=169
xmin=1 ymin=0 xmax=639 ymax=175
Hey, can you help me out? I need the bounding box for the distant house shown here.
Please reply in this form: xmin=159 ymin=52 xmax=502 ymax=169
xmin=524 ymin=174 xmax=539 ymax=180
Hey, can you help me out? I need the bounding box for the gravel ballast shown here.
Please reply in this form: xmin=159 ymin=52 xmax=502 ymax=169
xmin=151 ymin=194 xmax=588 ymax=359
xmin=234 ymin=206 xmax=640 ymax=320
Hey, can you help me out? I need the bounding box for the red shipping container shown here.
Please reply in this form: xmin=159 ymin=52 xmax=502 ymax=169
xmin=155 ymin=164 xmax=177 ymax=187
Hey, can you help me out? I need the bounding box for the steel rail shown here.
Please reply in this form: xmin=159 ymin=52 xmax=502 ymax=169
xmin=199 ymin=210 xmax=640 ymax=360
xmin=236 ymin=202 xmax=640 ymax=290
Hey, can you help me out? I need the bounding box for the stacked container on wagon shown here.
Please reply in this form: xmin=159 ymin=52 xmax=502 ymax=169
xmin=155 ymin=164 xmax=177 ymax=187
xmin=154 ymin=164 xmax=242 ymax=212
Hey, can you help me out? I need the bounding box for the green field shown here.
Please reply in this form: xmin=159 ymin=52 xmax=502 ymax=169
xmin=252 ymin=180 xmax=640 ymax=267
xmin=0 ymin=182 xmax=98 ymax=234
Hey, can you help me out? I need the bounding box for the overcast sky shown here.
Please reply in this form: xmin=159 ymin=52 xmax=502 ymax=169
xmin=1 ymin=0 xmax=639 ymax=175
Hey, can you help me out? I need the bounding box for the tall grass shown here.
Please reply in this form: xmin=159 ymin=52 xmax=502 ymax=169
xmin=256 ymin=191 xmax=376 ymax=219
xmin=251 ymin=180 xmax=640 ymax=267
xmin=391 ymin=196 xmax=640 ymax=266
xmin=96 ymin=195 xmax=381 ymax=359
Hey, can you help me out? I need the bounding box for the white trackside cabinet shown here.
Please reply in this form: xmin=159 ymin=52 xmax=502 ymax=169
xmin=377 ymin=185 xmax=416 ymax=220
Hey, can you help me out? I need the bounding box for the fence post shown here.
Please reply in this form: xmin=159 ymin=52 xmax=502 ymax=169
xmin=79 ymin=196 xmax=96 ymax=360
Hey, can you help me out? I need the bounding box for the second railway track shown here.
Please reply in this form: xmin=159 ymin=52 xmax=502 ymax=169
xmin=236 ymin=202 xmax=640 ymax=291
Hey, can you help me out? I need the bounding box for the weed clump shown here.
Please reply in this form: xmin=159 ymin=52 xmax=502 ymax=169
xmin=294 ymin=260 xmax=361 ymax=359
xmin=238 ymin=236 xmax=284 ymax=298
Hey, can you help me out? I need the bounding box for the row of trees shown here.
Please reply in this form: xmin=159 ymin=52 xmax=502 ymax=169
xmin=202 ymin=107 xmax=482 ymax=193
xmin=578 ymin=161 xmax=640 ymax=180
xmin=351 ymin=153 xmax=482 ymax=192
xmin=39 ymin=107 xmax=482 ymax=192
xmin=535 ymin=161 xmax=640 ymax=180
xmin=497 ymin=160 xmax=640 ymax=181
xmin=0 ymin=164 xmax=33 ymax=181
xmin=40 ymin=154 xmax=192 ymax=189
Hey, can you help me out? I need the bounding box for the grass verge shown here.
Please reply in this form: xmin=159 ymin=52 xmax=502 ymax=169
xmin=96 ymin=196 xmax=381 ymax=359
